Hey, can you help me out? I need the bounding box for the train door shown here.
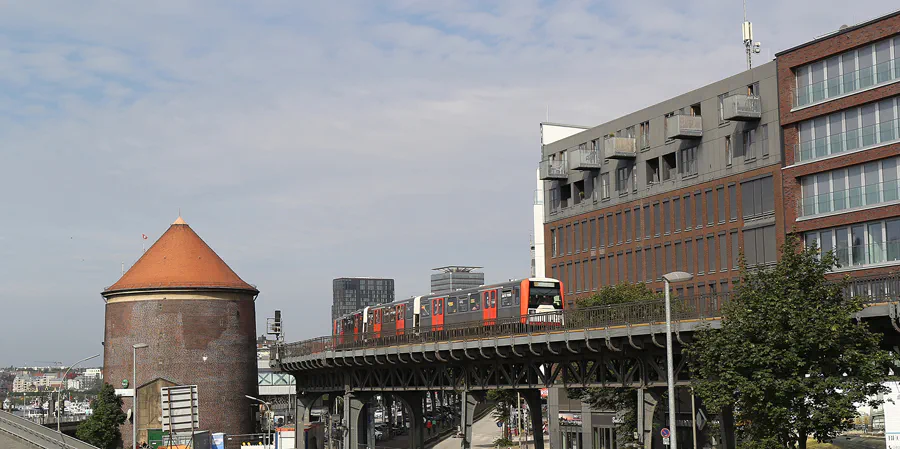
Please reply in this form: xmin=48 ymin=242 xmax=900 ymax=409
xmin=396 ymin=304 xmax=405 ymax=335
xmin=432 ymin=297 xmax=444 ymax=331
xmin=482 ymin=290 xmax=497 ymax=324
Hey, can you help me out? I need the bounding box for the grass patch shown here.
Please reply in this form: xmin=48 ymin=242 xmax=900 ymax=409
xmin=806 ymin=439 xmax=840 ymax=449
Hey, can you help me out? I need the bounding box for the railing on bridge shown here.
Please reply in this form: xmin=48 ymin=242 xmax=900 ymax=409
xmin=277 ymin=273 xmax=900 ymax=360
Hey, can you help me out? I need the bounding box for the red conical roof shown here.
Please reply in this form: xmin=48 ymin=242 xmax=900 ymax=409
xmin=104 ymin=217 xmax=258 ymax=294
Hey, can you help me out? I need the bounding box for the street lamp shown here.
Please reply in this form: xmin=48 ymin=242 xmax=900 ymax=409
xmin=662 ymin=271 xmax=693 ymax=449
xmin=132 ymin=343 xmax=148 ymax=449
xmin=246 ymin=395 xmax=272 ymax=447
xmin=57 ymin=353 xmax=101 ymax=433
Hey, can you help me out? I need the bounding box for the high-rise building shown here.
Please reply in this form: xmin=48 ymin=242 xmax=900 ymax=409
xmin=430 ymin=266 xmax=485 ymax=295
xmin=776 ymin=11 xmax=900 ymax=289
xmin=540 ymin=61 xmax=782 ymax=303
xmin=331 ymin=277 xmax=395 ymax=321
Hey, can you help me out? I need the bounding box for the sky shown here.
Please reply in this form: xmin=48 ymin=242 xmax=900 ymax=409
xmin=0 ymin=1 xmax=893 ymax=366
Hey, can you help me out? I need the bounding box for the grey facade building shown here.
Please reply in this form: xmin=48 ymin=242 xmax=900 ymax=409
xmin=541 ymin=60 xmax=784 ymax=302
xmin=430 ymin=266 xmax=485 ymax=295
xmin=331 ymin=277 xmax=395 ymax=321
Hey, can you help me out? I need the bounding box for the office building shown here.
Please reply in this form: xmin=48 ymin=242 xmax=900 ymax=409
xmin=332 ymin=277 xmax=395 ymax=321
xmin=777 ymin=11 xmax=900 ymax=288
xmin=430 ymin=266 xmax=485 ymax=295
xmin=540 ymin=61 xmax=782 ymax=303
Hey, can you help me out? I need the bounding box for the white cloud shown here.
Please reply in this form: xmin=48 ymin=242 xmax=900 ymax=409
xmin=0 ymin=0 xmax=892 ymax=363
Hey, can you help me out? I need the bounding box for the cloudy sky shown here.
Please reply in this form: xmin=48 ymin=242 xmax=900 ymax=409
xmin=0 ymin=1 xmax=892 ymax=365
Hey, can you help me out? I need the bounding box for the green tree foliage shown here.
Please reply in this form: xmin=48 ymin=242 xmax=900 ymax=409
xmin=688 ymin=235 xmax=892 ymax=449
xmin=76 ymin=383 xmax=127 ymax=449
xmin=487 ymin=389 xmax=515 ymax=439
xmin=568 ymin=283 xmax=661 ymax=445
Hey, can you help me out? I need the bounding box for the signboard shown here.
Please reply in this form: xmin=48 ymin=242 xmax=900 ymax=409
xmin=114 ymin=389 xmax=134 ymax=397
xmin=161 ymin=385 xmax=200 ymax=433
xmin=660 ymin=428 xmax=671 ymax=438
xmin=696 ymin=410 xmax=708 ymax=431
xmin=885 ymin=382 xmax=900 ymax=449
xmin=663 ymin=437 xmax=670 ymax=446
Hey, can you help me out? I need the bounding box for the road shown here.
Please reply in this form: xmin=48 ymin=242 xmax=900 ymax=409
xmin=379 ymin=414 xmax=548 ymax=449
xmin=831 ymin=434 xmax=885 ymax=449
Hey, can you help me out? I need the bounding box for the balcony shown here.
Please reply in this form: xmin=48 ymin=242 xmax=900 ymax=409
xmin=665 ymin=115 xmax=703 ymax=139
xmin=603 ymin=137 xmax=636 ymax=159
xmin=569 ymin=145 xmax=603 ymax=170
xmin=539 ymin=159 xmax=568 ymax=180
xmin=723 ymin=94 xmax=761 ymax=121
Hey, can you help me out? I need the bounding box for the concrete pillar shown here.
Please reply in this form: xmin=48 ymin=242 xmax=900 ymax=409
xmin=719 ymin=406 xmax=736 ymax=449
xmin=640 ymin=389 xmax=660 ymax=449
xmin=521 ymin=389 xmax=544 ymax=449
xmin=547 ymin=387 xmax=561 ymax=449
xmin=343 ymin=393 xmax=370 ymax=449
xmin=396 ymin=392 xmax=426 ymax=449
xmin=460 ymin=391 xmax=479 ymax=449
xmin=580 ymin=399 xmax=593 ymax=449
xmin=295 ymin=394 xmax=320 ymax=449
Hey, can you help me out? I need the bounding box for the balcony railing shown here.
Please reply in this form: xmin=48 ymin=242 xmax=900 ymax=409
xmin=570 ymin=145 xmax=602 ymax=170
xmin=723 ymin=94 xmax=761 ymax=121
xmin=794 ymin=57 xmax=899 ymax=108
xmin=665 ymin=115 xmax=703 ymax=139
xmin=799 ymin=180 xmax=900 ymax=218
xmin=539 ymin=159 xmax=568 ymax=180
xmin=794 ymin=117 xmax=900 ymax=164
xmin=603 ymin=137 xmax=636 ymax=159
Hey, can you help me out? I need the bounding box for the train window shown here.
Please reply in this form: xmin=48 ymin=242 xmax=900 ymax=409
xmin=421 ymin=303 xmax=431 ymax=317
xmin=435 ymin=299 xmax=443 ymax=315
xmin=514 ymin=287 xmax=520 ymax=305
xmin=470 ymin=296 xmax=480 ymax=311
xmin=375 ymin=310 xmax=381 ymax=324
xmin=490 ymin=290 xmax=497 ymax=307
xmin=500 ymin=290 xmax=512 ymax=307
xmin=406 ymin=304 xmax=413 ymax=319
xmin=459 ymin=297 xmax=469 ymax=312
xmin=447 ymin=298 xmax=457 ymax=314
xmin=483 ymin=293 xmax=490 ymax=309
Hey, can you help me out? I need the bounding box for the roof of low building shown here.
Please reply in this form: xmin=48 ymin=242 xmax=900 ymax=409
xmin=104 ymin=217 xmax=258 ymax=294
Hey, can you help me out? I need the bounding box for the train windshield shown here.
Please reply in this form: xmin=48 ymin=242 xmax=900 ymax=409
xmin=528 ymin=282 xmax=561 ymax=309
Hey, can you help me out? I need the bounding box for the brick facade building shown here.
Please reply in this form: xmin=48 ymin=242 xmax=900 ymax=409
xmin=777 ymin=11 xmax=900 ymax=283
xmin=102 ymin=217 xmax=259 ymax=445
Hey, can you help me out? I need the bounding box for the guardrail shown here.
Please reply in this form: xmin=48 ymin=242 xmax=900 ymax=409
xmin=0 ymin=410 xmax=98 ymax=449
xmin=277 ymin=274 xmax=900 ymax=361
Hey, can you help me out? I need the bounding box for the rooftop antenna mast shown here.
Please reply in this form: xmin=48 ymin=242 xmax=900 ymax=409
xmin=742 ymin=0 xmax=762 ymax=70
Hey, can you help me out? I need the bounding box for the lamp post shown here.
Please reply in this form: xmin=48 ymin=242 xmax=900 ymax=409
xmin=132 ymin=343 xmax=148 ymax=449
xmin=662 ymin=271 xmax=693 ymax=449
xmin=246 ymin=395 xmax=271 ymax=447
xmin=57 ymin=353 xmax=101 ymax=433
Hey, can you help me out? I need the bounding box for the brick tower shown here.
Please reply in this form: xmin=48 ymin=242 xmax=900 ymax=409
xmin=102 ymin=217 xmax=259 ymax=446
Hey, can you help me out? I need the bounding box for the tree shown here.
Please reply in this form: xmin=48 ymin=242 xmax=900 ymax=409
xmin=688 ymin=235 xmax=893 ymax=449
xmin=568 ymin=283 xmax=662 ymax=446
xmin=76 ymin=383 xmax=127 ymax=449
xmin=487 ymin=389 xmax=515 ymax=440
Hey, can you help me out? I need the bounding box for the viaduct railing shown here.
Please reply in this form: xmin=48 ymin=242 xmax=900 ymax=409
xmin=278 ymin=273 xmax=900 ymax=360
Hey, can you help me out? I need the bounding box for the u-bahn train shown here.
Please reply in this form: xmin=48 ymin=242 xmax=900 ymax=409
xmin=333 ymin=277 xmax=564 ymax=341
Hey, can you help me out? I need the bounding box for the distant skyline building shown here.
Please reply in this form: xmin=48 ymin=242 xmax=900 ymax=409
xmin=332 ymin=277 xmax=395 ymax=321
xmin=430 ymin=266 xmax=485 ymax=295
